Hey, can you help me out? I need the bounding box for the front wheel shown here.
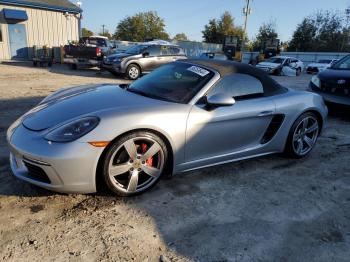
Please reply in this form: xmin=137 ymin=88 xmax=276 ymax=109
xmin=126 ymin=64 xmax=141 ymax=80
xmin=102 ymin=131 xmax=168 ymax=196
xmin=285 ymin=112 xmax=320 ymax=158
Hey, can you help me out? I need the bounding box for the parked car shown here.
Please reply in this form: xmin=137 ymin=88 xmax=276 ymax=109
xmin=256 ymin=56 xmax=304 ymax=76
xmin=306 ymin=59 xmax=339 ymax=74
xmin=64 ymin=36 xmax=116 ymax=69
xmin=309 ymin=55 xmax=350 ymax=106
xmin=7 ymin=60 xmax=327 ymax=196
xmin=199 ymin=52 xmax=231 ymax=61
xmin=102 ymin=41 xmax=187 ymax=79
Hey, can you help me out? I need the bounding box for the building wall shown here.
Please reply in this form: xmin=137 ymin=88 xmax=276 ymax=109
xmin=0 ymin=4 xmax=80 ymax=60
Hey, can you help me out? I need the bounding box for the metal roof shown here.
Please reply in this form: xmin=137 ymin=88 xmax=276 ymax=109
xmin=0 ymin=0 xmax=82 ymax=13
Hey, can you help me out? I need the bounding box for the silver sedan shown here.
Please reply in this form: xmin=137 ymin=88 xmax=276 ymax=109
xmin=7 ymin=60 xmax=328 ymax=196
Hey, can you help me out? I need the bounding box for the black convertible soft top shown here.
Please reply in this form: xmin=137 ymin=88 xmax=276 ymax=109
xmin=185 ymin=59 xmax=288 ymax=96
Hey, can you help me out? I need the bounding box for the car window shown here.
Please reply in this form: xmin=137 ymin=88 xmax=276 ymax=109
xmin=208 ymin=73 xmax=264 ymax=99
xmin=160 ymin=46 xmax=170 ymax=55
xmin=332 ymin=55 xmax=350 ymax=70
xmin=87 ymin=38 xmax=106 ymax=47
xmin=169 ymin=47 xmax=182 ymax=55
xmin=146 ymin=45 xmax=161 ymax=56
xmin=128 ymin=63 xmax=215 ymax=104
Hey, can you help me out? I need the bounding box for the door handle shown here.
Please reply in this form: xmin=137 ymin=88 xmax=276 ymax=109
xmin=258 ymin=111 xmax=274 ymax=117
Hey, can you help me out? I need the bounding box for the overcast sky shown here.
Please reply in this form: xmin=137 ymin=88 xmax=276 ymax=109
xmin=80 ymin=0 xmax=349 ymax=41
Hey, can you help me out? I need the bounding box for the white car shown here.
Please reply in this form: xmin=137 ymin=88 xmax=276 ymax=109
xmin=306 ymin=59 xmax=339 ymax=74
xmin=256 ymin=56 xmax=304 ymax=76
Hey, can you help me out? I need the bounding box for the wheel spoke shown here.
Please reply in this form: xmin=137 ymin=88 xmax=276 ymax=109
xmin=304 ymin=136 xmax=314 ymax=148
xmin=123 ymin=139 xmax=137 ymax=159
xmin=127 ymin=170 xmax=139 ymax=192
xmin=109 ymin=163 xmax=130 ymax=177
xmin=302 ymin=117 xmax=309 ymax=129
xmin=296 ymin=139 xmax=303 ymax=154
xmin=306 ymin=122 xmax=318 ymax=133
xmin=142 ymin=165 xmax=161 ymax=177
xmin=142 ymin=143 xmax=161 ymax=161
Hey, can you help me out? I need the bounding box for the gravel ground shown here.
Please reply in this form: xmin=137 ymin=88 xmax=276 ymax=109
xmin=0 ymin=63 xmax=350 ymax=262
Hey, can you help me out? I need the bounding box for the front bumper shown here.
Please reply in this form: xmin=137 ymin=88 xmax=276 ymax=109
xmin=7 ymin=124 xmax=104 ymax=194
xmin=102 ymin=61 xmax=125 ymax=74
xmin=308 ymin=83 xmax=350 ymax=106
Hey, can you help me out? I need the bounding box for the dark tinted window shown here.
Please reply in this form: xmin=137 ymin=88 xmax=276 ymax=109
xmin=128 ymin=63 xmax=214 ymax=103
xmin=169 ymin=47 xmax=183 ymax=55
xmin=146 ymin=45 xmax=161 ymax=56
xmin=208 ymin=73 xmax=264 ymax=99
xmin=160 ymin=46 xmax=170 ymax=55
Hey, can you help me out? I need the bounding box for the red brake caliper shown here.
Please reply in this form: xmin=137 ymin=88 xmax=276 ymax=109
xmin=141 ymin=143 xmax=153 ymax=166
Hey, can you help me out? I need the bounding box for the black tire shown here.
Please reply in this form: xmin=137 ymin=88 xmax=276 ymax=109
xmin=70 ymin=63 xmax=78 ymax=70
xmin=284 ymin=112 xmax=320 ymax=158
xmin=102 ymin=131 xmax=169 ymax=196
xmin=126 ymin=64 xmax=141 ymax=80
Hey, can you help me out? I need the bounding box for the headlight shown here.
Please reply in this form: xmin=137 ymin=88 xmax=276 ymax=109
xmin=45 ymin=117 xmax=100 ymax=142
xmin=113 ymin=58 xmax=123 ymax=62
xmin=311 ymin=75 xmax=321 ymax=88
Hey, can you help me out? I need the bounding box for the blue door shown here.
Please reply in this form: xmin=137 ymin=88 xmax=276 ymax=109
xmin=8 ymin=24 xmax=28 ymax=59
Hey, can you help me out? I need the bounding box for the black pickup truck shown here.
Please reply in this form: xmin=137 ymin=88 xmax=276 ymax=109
xmin=64 ymin=36 xmax=116 ymax=69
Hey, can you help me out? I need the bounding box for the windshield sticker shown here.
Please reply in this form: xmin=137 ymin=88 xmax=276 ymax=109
xmin=187 ymin=66 xmax=210 ymax=77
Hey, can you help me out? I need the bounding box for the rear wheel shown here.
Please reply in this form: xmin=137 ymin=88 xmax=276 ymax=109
xmin=285 ymin=112 xmax=319 ymax=158
xmin=126 ymin=64 xmax=141 ymax=80
xmin=102 ymin=131 xmax=168 ymax=196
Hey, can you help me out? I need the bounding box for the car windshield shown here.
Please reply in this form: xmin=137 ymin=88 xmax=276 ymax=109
xmin=125 ymin=45 xmax=148 ymax=55
xmin=318 ymin=59 xmax=331 ymax=64
xmin=264 ymin=57 xmax=284 ymax=64
xmin=127 ymin=63 xmax=215 ymax=104
xmin=331 ymin=55 xmax=350 ymax=70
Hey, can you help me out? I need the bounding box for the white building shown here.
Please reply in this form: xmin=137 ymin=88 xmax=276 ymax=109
xmin=0 ymin=0 xmax=82 ymax=60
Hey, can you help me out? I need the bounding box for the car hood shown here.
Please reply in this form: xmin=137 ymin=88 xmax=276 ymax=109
xmin=22 ymin=84 xmax=169 ymax=131
xmin=107 ymin=52 xmax=134 ymax=59
xmin=256 ymin=62 xmax=280 ymax=68
xmin=318 ymin=68 xmax=350 ymax=81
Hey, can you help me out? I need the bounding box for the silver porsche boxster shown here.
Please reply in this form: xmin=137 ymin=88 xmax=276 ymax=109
xmin=7 ymin=60 xmax=328 ymax=196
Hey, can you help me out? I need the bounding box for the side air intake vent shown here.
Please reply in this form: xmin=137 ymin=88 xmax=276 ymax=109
xmin=261 ymin=114 xmax=285 ymax=144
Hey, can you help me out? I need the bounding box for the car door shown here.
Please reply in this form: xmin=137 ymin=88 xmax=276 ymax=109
xmin=185 ymin=73 xmax=276 ymax=164
xmin=139 ymin=45 xmax=161 ymax=72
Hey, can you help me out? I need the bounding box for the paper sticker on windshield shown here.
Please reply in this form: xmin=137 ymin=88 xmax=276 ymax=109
xmin=187 ymin=66 xmax=210 ymax=77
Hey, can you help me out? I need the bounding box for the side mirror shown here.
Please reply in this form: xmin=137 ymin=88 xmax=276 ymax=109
xmin=207 ymin=93 xmax=235 ymax=107
xmin=112 ymin=44 xmax=117 ymax=49
xmin=142 ymin=52 xmax=150 ymax=57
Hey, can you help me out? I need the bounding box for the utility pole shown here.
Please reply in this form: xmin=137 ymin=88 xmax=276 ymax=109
xmin=102 ymin=24 xmax=106 ymax=35
xmin=241 ymin=0 xmax=252 ymax=61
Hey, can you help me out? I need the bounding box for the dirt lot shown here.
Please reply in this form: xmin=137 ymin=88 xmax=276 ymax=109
xmin=0 ymin=63 xmax=350 ymax=262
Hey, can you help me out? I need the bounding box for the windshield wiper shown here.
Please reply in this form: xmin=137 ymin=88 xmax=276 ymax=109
xmin=127 ymin=87 xmax=171 ymax=102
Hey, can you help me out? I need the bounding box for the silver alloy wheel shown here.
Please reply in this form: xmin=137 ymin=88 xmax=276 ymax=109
xmin=128 ymin=66 xmax=139 ymax=79
xmin=292 ymin=116 xmax=319 ymax=156
xmin=108 ymin=137 xmax=164 ymax=193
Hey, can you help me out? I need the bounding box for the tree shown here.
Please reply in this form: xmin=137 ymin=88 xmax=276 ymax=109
xmin=82 ymin=27 xmax=93 ymax=37
xmin=202 ymin=11 xmax=244 ymax=44
xmin=288 ymin=10 xmax=348 ymax=52
xmin=173 ymin=33 xmax=188 ymax=41
xmin=114 ymin=11 xmax=169 ymax=42
xmin=252 ymin=21 xmax=279 ymax=51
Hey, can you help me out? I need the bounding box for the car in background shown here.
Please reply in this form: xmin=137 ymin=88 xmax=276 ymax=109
xmin=64 ymin=36 xmax=116 ymax=69
xmin=7 ymin=60 xmax=327 ymax=196
xmin=306 ymin=59 xmax=339 ymax=74
xmin=199 ymin=52 xmax=231 ymax=61
xmin=256 ymin=56 xmax=304 ymax=76
xmin=102 ymin=41 xmax=187 ymax=79
xmin=309 ymin=55 xmax=350 ymax=106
